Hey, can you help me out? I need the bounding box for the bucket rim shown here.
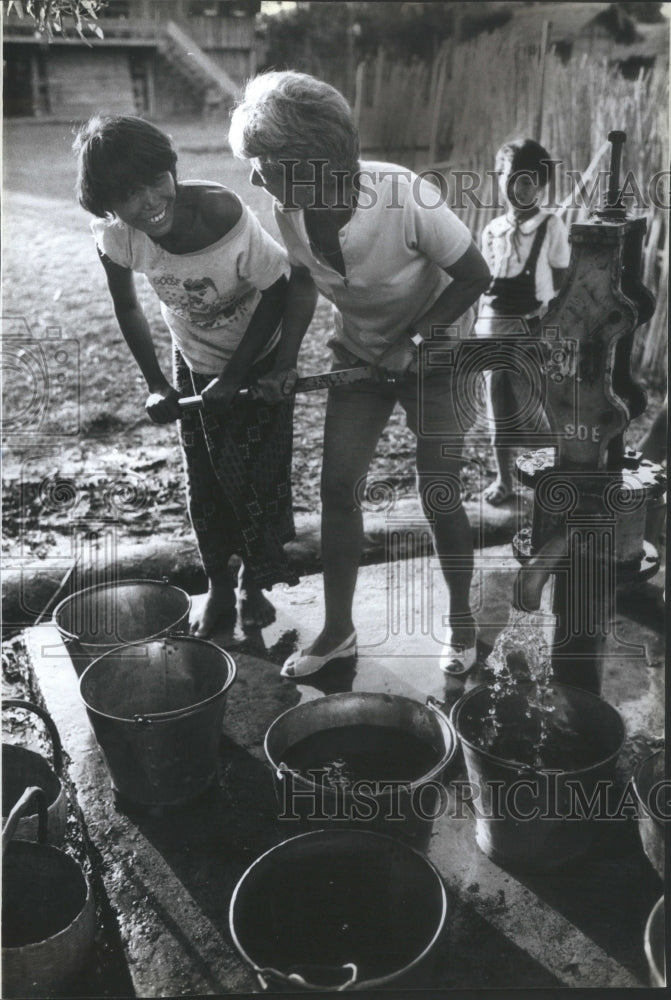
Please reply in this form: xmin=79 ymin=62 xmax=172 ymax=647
xmin=2 ymin=743 xmax=63 ymax=813
xmin=264 ymin=690 xmax=458 ymax=792
xmin=450 ymin=681 xmax=626 ymax=776
xmin=53 ymin=578 xmax=192 ymax=647
xmin=228 ymin=828 xmax=448 ymax=992
xmin=643 ymin=895 xmax=666 ymax=986
xmin=633 ymin=748 xmax=667 ymax=828
xmin=1 ymin=839 xmax=94 ymax=953
xmin=78 ymin=635 xmax=236 ymax=724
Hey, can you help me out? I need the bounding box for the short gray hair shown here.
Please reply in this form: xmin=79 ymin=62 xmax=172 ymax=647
xmin=228 ymin=71 xmax=360 ymax=174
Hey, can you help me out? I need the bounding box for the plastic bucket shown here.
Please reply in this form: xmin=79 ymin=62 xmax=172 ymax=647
xmin=265 ymin=692 xmax=458 ymax=850
xmin=633 ymin=748 xmax=666 ymax=880
xmin=54 ymin=579 xmax=191 ymax=664
xmin=451 ymin=682 xmax=625 ymax=872
xmin=2 ymin=700 xmax=67 ymax=845
xmin=2 ymin=787 xmax=96 ymax=998
xmin=229 ymin=829 xmax=448 ymax=991
xmin=79 ymin=636 xmax=236 ymax=806
xmin=644 ymin=896 xmax=665 ymax=987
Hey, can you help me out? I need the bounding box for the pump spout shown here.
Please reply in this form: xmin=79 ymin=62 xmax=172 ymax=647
xmin=513 ymin=533 xmax=568 ymax=612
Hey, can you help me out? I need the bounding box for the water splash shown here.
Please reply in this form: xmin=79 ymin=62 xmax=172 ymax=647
xmin=482 ymin=608 xmax=557 ymax=767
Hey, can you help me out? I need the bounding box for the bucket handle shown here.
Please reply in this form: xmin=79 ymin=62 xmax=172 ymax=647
xmin=257 ymin=962 xmax=358 ymax=992
xmin=132 ymin=702 xmax=216 ymax=725
xmin=2 ymin=786 xmax=48 ymax=855
xmin=126 ymin=632 xmax=233 ymax=725
xmin=3 ymin=699 xmax=64 ymax=774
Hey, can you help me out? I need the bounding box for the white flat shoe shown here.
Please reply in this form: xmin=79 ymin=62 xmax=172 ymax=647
xmin=439 ymin=643 xmax=477 ymax=676
xmin=281 ymin=631 xmax=358 ymax=678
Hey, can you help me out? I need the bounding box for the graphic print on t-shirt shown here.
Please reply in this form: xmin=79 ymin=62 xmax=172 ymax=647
xmin=182 ymin=276 xmax=246 ymax=327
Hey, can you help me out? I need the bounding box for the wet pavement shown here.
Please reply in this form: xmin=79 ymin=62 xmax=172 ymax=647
xmin=22 ymin=541 xmax=665 ymax=994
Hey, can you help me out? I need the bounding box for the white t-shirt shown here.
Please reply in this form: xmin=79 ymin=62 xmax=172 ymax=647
xmin=92 ymin=184 xmax=290 ymax=374
xmin=480 ymin=210 xmax=570 ymax=314
xmin=273 ymin=160 xmax=474 ymax=363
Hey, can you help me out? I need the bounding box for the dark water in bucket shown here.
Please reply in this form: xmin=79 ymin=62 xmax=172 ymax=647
xmin=281 ymin=724 xmax=439 ymax=788
xmin=2 ymin=845 xmax=88 ymax=946
xmin=459 ymin=687 xmax=609 ymax=771
xmin=474 ymin=702 xmax=603 ymax=770
xmin=230 ymin=830 xmax=447 ymax=990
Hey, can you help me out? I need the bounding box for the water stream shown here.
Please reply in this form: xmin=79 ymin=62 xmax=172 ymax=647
xmin=479 ymin=608 xmax=579 ymax=768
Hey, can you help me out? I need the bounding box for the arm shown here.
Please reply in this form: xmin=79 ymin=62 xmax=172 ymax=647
xmin=377 ymin=241 xmax=491 ymax=372
xmin=99 ymin=251 xmax=180 ymax=423
xmin=200 ymin=274 xmax=288 ymax=411
xmin=549 ymin=215 xmax=570 ymax=295
xmin=254 ymin=265 xmax=319 ymax=402
xmin=413 ymin=241 xmax=491 ymax=339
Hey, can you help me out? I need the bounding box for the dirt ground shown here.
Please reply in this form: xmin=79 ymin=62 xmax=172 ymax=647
xmin=2 ymin=119 xmax=663 ymax=568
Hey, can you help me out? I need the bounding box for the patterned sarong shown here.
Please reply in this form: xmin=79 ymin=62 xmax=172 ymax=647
xmin=174 ymin=348 xmax=298 ymax=590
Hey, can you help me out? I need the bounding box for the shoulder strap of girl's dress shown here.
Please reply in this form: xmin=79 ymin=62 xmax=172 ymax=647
xmin=525 ymin=215 xmax=552 ymax=273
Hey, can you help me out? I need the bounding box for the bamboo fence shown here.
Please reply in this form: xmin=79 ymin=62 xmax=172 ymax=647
xmin=354 ymin=32 xmax=669 ymax=385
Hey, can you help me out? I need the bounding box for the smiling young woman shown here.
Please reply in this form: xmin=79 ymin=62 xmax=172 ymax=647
xmin=73 ymin=114 xmax=317 ymax=638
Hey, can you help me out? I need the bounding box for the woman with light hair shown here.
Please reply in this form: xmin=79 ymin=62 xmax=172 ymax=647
xmin=229 ymin=71 xmax=491 ymax=678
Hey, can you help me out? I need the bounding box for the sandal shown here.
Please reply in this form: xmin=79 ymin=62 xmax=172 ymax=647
xmin=281 ymin=631 xmax=357 ymax=679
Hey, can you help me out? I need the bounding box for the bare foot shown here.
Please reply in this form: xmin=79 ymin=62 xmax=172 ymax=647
xmin=482 ymin=478 xmax=514 ymax=506
xmin=237 ymin=570 xmax=276 ymax=630
xmin=190 ymin=583 xmax=236 ymax=638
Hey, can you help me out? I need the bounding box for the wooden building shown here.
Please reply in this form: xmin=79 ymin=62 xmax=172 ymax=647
xmin=3 ymin=0 xmax=263 ymax=119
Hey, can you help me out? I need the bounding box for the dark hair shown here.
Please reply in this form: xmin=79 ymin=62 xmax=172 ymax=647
xmin=73 ymin=115 xmax=178 ymax=217
xmin=496 ymin=138 xmax=553 ymax=188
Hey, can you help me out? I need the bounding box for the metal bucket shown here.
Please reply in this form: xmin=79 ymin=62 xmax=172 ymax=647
xmin=2 ymin=700 xmax=67 ymax=845
xmin=644 ymin=896 xmax=666 ymax=987
xmin=451 ymin=682 xmax=626 ymax=872
xmin=54 ymin=579 xmax=191 ymax=662
xmin=2 ymin=787 xmax=96 ymax=998
xmin=264 ymin=692 xmax=458 ymax=850
xmin=229 ymin=829 xmax=448 ymax=992
xmin=633 ymin=748 xmax=666 ymax=879
xmin=79 ymin=635 xmax=236 ymax=807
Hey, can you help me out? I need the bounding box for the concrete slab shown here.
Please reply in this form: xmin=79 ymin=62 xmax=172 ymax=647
xmin=3 ymin=493 xmax=528 ymax=634
xmin=23 ymin=545 xmax=665 ymax=994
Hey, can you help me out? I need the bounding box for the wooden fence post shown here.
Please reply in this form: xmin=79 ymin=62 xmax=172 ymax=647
xmin=428 ymin=46 xmax=449 ymax=166
xmin=536 ymin=19 xmax=552 ymax=140
xmin=353 ymin=60 xmax=365 ymax=132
